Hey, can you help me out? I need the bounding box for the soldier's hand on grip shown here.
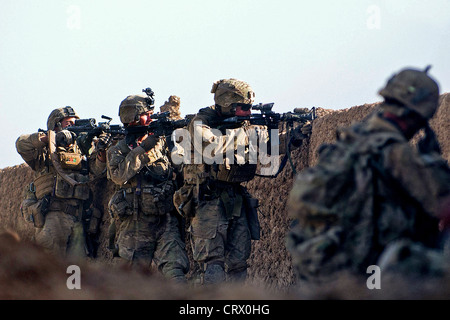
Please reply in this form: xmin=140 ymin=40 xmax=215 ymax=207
xmin=96 ymin=132 xmax=112 ymax=152
xmin=291 ymin=122 xmax=312 ymax=141
xmin=301 ymin=121 xmax=312 ymax=136
xmin=56 ymin=130 xmax=77 ymax=147
xmin=140 ymin=134 xmax=158 ymax=152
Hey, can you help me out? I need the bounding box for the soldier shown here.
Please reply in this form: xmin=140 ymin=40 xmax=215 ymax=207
xmin=160 ymin=95 xmax=182 ymax=121
xmin=106 ymin=93 xmax=189 ymax=283
xmin=16 ymin=106 xmax=109 ymax=259
xmin=173 ymin=78 xmax=311 ymax=285
xmin=287 ymin=66 xmax=450 ymax=284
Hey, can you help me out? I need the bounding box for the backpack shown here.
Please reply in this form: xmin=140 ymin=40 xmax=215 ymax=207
xmin=287 ymin=122 xmax=404 ymax=280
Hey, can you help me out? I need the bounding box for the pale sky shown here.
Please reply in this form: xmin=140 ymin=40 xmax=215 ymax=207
xmin=1 ymin=0 xmax=449 ymax=168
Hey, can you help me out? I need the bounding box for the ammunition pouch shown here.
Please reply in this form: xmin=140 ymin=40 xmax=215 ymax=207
xmin=108 ymin=189 xmax=130 ymax=219
xmin=59 ymin=151 xmax=83 ymax=171
xmin=54 ymin=173 xmax=90 ymax=200
xmin=20 ymin=183 xmax=50 ymax=228
xmin=29 ymin=200 xmax=47 ymax=228
xmin=20 ymin=183 xmax=37 ymax=223
xmin=21 ymin=198 xmax=37 ymax=224
xmin=109 ymin=181 xmax=175 ymax=218
xmin=48 ymin=198 xmax=83 ymax=220
xmin=25 ymin=197 xmax=50 ymax=229
xmin=139 ymin=181 xmax=175 ymax=215
xmin=34 ymin=172 xmax=56 ymax=199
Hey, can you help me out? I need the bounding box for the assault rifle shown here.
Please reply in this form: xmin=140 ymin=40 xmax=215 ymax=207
xmin=66 ymin=115 xmax=125 ymax=155
xmin=125 ymin=111 xmax=192 ymax=148
xmin=221 ymin=103 xmax=316 ymax=129
xmin=38 ymin=115 xmax=125 ymax=155
xmin=67 ymin=115 xmax=125 ymax=137
xmin=215 ymin=103 xmax=316 ymax=178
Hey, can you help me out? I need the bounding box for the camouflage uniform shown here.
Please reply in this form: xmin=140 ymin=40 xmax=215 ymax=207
xmin=287 ymin=67 xmax=450 ymax=283
xmin=174 ymin=79 xmax=310 ymax=284
xmin=16 ymin=107 xmax=105 ymax=259
xmin=160 ymin=95 xmax=182 ymax=120
xmin=106 ymin=93 xmax=189 ymax=282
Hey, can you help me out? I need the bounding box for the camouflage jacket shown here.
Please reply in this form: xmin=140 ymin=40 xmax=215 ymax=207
xmin=362 ymin=111 xmax=450 ymax=222
xmin=327 ymin=110 xmax=450 ymax=246
xmin=106 ymin=136 xmax=173 ymax=188
xmin=106 ymin=136 xmax=176 ymax=217
xmin=326 ymin=110 xmax=450 ymax=262
xmin=182 ymin=105 xmax=282 ymax=185
xmin=287 ymin=108 xmax=450 ymax=280
xmin=16 ymin=131 xmax=106 ymax=199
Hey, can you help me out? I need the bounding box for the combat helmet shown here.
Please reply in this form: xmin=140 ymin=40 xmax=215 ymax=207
xmin=378 ymin=66 xmax=440 ymax=119
xmin=47 ymin=106 xmax=79 ymax=131
xmin=211 ymin=78 xmax=255 ymax=115
xmin=118 ymin=91 xmax=155 ymax=124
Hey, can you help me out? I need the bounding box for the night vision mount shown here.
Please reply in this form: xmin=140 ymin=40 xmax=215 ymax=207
xmin=142 ymin=87 xmax=155 ymax=107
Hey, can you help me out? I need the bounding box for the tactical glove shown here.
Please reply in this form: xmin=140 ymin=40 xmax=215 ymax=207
xmin=140 ymin=134 xmax=158 ymax=152
xmin=300 ymin=122 xmax=312 ymax=136
xmin=76 ymin=132 xmax=94 ymax=155
xmin=56 ymin=130 xmax=77 ymax=147
xmin=289 ymin=121 xmax=312 ymax=148
xmin=292 ymin=122 xmax=312 ymax=139
xmin=96 ymin=132 xmax=112 ymax=152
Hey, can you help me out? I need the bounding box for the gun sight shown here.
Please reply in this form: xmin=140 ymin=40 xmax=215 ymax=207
xmin=151 ymin=111 xmax=171 ymax=120
xmin=74 ymin=118 xmax=96 ymax=128
xmin=252 ymin=103 xmax=275 ymax=113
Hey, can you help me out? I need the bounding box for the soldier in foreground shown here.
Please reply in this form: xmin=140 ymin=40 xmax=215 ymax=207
xmin=287 ymin=66 xmax=450 ymax=284
xmin=106 ymin=92 xmax=189 ymax=282
xmin=16 ymin=106 xmax=109 ymax=259
xmin=173 ymin=78 xmax=312 ymax=285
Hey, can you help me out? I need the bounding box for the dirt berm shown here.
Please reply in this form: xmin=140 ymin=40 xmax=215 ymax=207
xmin=0 ymin=94 xmax=449 ymax=299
